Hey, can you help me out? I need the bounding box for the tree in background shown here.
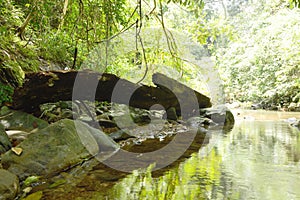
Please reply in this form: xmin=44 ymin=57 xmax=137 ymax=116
xmin=1 ymin=0 xmax=299 ymax=107
xmin=215 ymin=0 xmax=300 ymax=107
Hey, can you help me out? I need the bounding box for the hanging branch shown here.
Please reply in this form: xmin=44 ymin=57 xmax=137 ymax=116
xmin=159 ymin=1 xmax=177 ymax=54
xmin=95 ymin=5 xmax=138 ymax=44
xmin=143 ymin=0 xmax=198 ymax=75
xmin=145 ymin=0 xmax=156 ymax=17
xmin=86 ymin=15 xmax=90 ymax=52
xmin=137 ymin=0 xmax=142 ymax=36
xmin=135 ymin=0 xmax=149 ymax=84
xmin=95 ymin=0 xmax=184 ymax=81
xmin=71 ymin=41 xmax=78 ymax=69
xmin=136 ymin=35 xmax=149 ymax=84
xmin=96 ymin=22 xmax=137 ymax=44
xmin=70 ymin=0 xmax=84 ymax=38
xmin=135 ymin=19 xmax=139 ymax=53
xmin=58 ymin=0 xmax=69 ymax=29
xmin=104 ymin=0 xmax=113 ymax=68
xmin=158 ymin=0 xmax=183 ymax=74
xmin=17 ymin=7 xmax=36 ymax=40
xmin=69 ymin=0 xmax=84 ymax=69
xmin=105 ymin=15 xmax=109 ymax=68
xmin=135 ymin=0 xmax=142 ymax=64
xmin=143 ymin=0 xmax=181 ymax=62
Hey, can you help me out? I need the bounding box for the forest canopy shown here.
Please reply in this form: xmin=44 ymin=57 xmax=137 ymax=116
xmin=0 ymin=0 xmax=299 ymax=108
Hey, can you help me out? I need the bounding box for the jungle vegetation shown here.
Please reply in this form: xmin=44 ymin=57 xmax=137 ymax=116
xmin=0 ymin=0 xmax=299 ymax=108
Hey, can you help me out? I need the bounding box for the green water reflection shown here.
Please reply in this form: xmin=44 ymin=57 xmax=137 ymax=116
xmin=106 ymin=111 xmax=300 ymax=200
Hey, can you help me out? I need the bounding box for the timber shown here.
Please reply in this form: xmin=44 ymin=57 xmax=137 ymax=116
xmin=12 ymin=70 xmax=212 ymax=118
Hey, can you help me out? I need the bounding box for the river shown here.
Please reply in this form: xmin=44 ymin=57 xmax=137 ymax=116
xmin=106 ymin=110 xmax=300 ymax=199
xmin=40 ymin=110 xmax=300 ymax=200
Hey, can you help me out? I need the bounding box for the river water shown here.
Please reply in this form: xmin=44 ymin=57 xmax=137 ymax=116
xmin=105 ymin=110 xmax=300 ymax=200
xmin=204 ymin=110 xmax=300 ymax=200
xmin=41 ymin=110 xmax=300 ymax=200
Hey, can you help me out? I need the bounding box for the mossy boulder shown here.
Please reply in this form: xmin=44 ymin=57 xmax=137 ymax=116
xmin=1 ymin=119 xmax=119 ymax=180
xmin=0 ymin=169 xmax=20 ymax=200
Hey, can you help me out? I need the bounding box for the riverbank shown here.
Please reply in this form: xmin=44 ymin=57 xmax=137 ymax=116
xmin=226 ymin=101 xmax=300 ymax=112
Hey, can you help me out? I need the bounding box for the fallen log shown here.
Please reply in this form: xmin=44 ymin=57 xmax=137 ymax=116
xmin=12 ymin=70 xmax=212 ymax=118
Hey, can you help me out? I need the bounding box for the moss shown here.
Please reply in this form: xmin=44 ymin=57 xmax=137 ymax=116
xmin=0 ymin=82 xmax=13 ymax=105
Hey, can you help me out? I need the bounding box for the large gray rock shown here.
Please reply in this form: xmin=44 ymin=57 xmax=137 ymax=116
xmin=0 ymin=106 xmax=48 ymax=132
xmin=1 ymin=119 xmax=119 ymax=180
xmin=0 ymin=124 xmax=11 ymax=154
xmin=0 ymin=169 xmax=19 ymax=200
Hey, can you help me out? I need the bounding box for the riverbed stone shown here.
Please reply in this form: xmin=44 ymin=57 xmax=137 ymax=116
xmin=201 ymin=105 xmax=235 ymax=130
xmin=186 ymin=116 xmax=214 ymax=128
xmin=164 ymin=107 xmax=178 ymax=121
xmin=0 ymin=124 xmax=11 ymax=154
xmin=0 ymin=106 xmax=48 ymax=132
xmin=1 ymin=119 xmax=119 ymax=180
xmin=291 ymin=120 xmax=300 ymax=129
xmin=0 ymin=169 xmax=20 ymax=200
xmin=109 ymin=130 xmax=135 ymax=141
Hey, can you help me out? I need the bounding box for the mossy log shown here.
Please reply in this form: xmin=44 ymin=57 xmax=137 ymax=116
xmin=12 ymin=70 xmax=212 ymax=118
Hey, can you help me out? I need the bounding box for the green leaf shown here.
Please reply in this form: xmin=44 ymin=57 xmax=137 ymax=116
xmin=23 ymin=176 xmax=41 ymax=187
xmin=23 ymin=191 xmax=43 ymax=200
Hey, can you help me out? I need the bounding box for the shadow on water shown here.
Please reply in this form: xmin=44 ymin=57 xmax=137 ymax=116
xmin=34 ymin=127 xmax=215 ymax=200
xmin=33 ymin=110 xmax=300 ymax=200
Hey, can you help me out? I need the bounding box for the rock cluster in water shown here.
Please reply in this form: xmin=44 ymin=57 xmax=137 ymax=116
xmin=0 ymin=103 xmax=234 ymax=199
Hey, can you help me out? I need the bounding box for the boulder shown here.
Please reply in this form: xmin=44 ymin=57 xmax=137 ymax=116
xmin=0 ymin=106 xmax=48 ymax=132
xmin=163 ymin=107 xmax=178 ymax=121
xmin=1 ymin=119 xmax=119 ymax=180
xmin=186 ymin=116 xmax=214 ymax=128
xmin=200 ymin=105 xmax=235 ymax=130
xmin=0 ymin=169 xmax=20 ymax=200
xmin=109 ymin=130 xmax=135 ymax=141
xmin=0 ymin=124 xmax=11 ymax=154
xmin=251 ymin=103 xmax=262 ymax=110
xmin=291 ymin=120 xmax=300 ymax=129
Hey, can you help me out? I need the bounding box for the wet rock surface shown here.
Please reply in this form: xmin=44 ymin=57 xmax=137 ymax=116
xmin=291 ymin=120 xmax=300 ymax=129
xmin=0 ymin=106 xmax=48 ymax=132
xmin=0 ymin=169 xmax=20 ymax=200
xmin=1 ymin=119 xmax=119 ymax=180
xmin=200 ymin=105 xmax=235 ymax=130
xmin=0 ymin=103 xmax=235 ymax=199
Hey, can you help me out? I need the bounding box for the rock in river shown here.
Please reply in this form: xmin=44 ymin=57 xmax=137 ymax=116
xmin=0 ymin=106 xmax=48 ymax=132
xmin=201 ymin=105 xmax=235 ymax=130
xmin=291 ymin=120 xmax=300 ymax=129
xmin=1 ymin=119 xmax=119 ymax=180
xmin=0 ymin=169 xmax=20 ymax=200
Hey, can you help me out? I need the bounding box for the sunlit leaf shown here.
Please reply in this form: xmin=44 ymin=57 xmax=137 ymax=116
xmin=11 ymin=147 xmax=23 ymax=155
xmin=23 ymin=191 xmax=43 ymax=200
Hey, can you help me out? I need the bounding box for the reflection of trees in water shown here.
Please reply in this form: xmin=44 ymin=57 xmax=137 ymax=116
xmin=111 ymin=146 xmax=222 ymax=199
xmin=213 ymin=120 xmax=300 ymax=200
xmin=122 ymin=119 xmax=298 ymax=200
